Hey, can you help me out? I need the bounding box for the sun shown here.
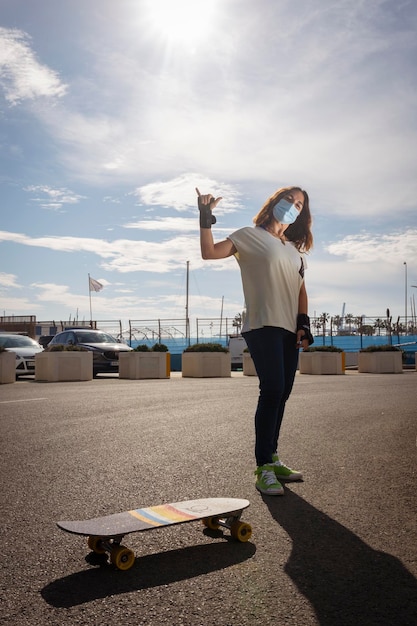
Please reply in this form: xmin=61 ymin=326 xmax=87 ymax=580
xmin=143 ymin=0 xmax=218 ymax=46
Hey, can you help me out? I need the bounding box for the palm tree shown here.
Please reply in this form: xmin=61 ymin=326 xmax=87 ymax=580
xmin=318 ymin=313 xmax=330 ymax=345
xmin=318 ymin=313 xmax=330 ymax=334
xmin=312 ymin=319 xmax=322 ymax=335
xmin=232 ymin=313 xmax=242 ymax=333
xmin=332 ymin=315 xmax=342 ymax=335
xmin=374 ymin=318 xmax=384 ymax=336
xmin=355 ymin=316 xmax=364 ymax=334
xmin=345 ymin=313 xmax=354 ymax=335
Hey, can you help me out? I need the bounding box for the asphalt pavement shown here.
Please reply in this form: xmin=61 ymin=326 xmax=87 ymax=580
xmin=0 ymin=370 xmax=416 ymax=626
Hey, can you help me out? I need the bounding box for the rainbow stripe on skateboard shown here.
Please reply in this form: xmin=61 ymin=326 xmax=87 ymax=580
xmin=128 ymin=503 xmax=198 ymax=526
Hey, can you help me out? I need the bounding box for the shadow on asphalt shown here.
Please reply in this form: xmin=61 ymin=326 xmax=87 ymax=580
xmin=41 ymin=540 xmax=256 ymax=608
xmin=264 ymin=489 xmax=417 ymax=626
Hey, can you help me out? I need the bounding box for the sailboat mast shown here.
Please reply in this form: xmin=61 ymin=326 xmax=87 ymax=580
xmin=185 ymin=261 xmax=190 ymax=345
xmin=220 ymin=295 xmax=224 ymax=341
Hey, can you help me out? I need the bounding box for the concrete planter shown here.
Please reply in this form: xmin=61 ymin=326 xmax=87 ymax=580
xmin=0 ymin=351 xmax=16 ymax=384
xmin=35 ymin=351 xmax=93 ymax=382
xmin=119 ymin=352 xmax=170 ymax=379
xmin=358 ymin=351 xmax=403 ymax=374
xmin=345 ymin=352 xmax=358 ymax=368
xmin=182 ymin=352 xmax=231 ymax=378
xmin=243 ymin=353 xmax=257 ymax=376
xmin=299 ymin=351 xmax=345 ymax=375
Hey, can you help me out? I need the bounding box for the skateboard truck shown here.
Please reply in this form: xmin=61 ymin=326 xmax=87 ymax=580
xmin=87 ymin=535 xmax=136 ymax=570
xmin=202 ymin=510 xmax=252 ymax=542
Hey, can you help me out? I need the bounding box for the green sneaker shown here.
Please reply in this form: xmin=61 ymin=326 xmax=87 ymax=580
xmin=271 ymin=454 xmax=303 ymax=482
xmin=255 ymin=465 xmax=284 ymax=495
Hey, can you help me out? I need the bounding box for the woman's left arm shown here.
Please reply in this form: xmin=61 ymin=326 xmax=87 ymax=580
xmin=298 ymin=281 xmax=308 ymax=316
xmin=297 ymin=282 xmax=311 ymax=349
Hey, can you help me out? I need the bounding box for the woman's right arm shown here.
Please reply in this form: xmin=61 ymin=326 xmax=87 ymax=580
xmin=196 ymin=188 xmax=236 ymax=260
xmin=200 ymin=228 xmax=236 ymax=259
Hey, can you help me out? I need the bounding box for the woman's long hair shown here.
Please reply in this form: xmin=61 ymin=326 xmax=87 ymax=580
xmin=253 ymin=186 xmax=313 ymax=252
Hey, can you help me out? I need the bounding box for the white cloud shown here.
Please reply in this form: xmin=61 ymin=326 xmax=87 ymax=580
xmin=1 ymin=2 xmax=417 ymax=325
xmin=307 ymin=254 xmax=407 ymax=318
xmin=103 ymin=196 xmax=121 ymax=204
xmin=326 ymin=229 xmax=417 ymax=264
xmin=28 ymin=280 xmax=241 ymax=322
xmin=10 ymin=1 xmax=414 ymax=219
xmin=24 ymin=185 xmax=86 ymax=210
xmin=304 ymin=228 xmax=417 ymax=317
xmin=0 ymin=229 xmax=228 ymax=273
xmin=0 ymin=272 xmax=20 ymax=288
xmin=131 ymin=174 xmax=242 ymax=213
xmin=98 ymin=235 xmax=206 ymax=273
xmin=124 ymin=217 xmax=198 ymax=231
xmin=123 ymin=216 xmax=235 ymax=235
xmin=0 ymin=27 xmax=67 ymax=105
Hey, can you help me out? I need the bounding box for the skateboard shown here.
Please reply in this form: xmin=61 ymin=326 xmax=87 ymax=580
xmin=57 ymin=497 xmax=251 ymax=570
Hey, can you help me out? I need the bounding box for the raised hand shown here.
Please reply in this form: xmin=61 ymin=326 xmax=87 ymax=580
xmin=196 ymin=187 xmax=222 ymax=229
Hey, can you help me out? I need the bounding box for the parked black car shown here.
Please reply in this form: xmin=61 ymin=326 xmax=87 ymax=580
xmin=38 ymin=335 xmax=54 ymax=349
xmin=45 ymin=329 xmax=133 ymax=375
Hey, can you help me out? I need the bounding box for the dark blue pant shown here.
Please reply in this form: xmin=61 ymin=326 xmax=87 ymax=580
xmin=242 ymin=326 xmax=299 ymax=466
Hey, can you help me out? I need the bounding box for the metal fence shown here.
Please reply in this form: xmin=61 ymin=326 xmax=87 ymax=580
xmin=125 ymin=319 xmax=189 ymax=352
xmin=3 ymin=314 xmax=417 ymax=354
xmin=310 ymin=315 xmax=417 ymax=339
xmin=195 ymin=317 xmax=242 ymax=344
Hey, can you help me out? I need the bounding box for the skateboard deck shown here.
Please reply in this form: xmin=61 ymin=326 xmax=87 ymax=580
xmin=57 ymin=497 xmax=251 ymax=570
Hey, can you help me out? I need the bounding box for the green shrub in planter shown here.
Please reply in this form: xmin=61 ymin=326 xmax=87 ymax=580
xmin=182 ymin=342 xmax=230 ymax=377
xmin=132 ymin=343 xmax=168 ymax=352
xmin=304 ymin=346 xmax=343 ymax=353
xmin=36 ymin=344 xmax=93 ymax=381
xmin=299 ymin=345 xmax=345 ymax=374
xmin=48 ymin=345 xmax=66 ymax=351
xmin=358 ymin=344 xmax=403 ymax=373
xmin=0 ymin=345 xmax=7 ymax=353
xmin=152 ymin=343 xmax=168 ymax=352
xmin=359 ymin=344 xmax=400 ymax=352
xmin=119 ymin=343 xmax=170 ymax=379
xmin=184 ymin=343 xmax=229 ymax=353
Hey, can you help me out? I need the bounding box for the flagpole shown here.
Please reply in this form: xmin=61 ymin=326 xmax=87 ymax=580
xmin=185 ymin=261 xmax=190 ymax=346
xmin=88 ymin=273 xmax=93 ymax=325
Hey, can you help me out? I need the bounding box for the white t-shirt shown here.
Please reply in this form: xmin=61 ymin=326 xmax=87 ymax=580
xmin=228 ymin=226 xmax=305 ymax=334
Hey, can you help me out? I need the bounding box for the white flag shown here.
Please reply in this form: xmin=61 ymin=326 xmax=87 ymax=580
xmin=89 ymin=277 xmax=103 ymax=292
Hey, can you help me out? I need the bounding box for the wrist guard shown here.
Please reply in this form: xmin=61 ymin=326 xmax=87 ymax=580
xmin=199 ymin=205 xmax=217 ymax=229
xmin=297 ymin=313 xmax=314 ymax=345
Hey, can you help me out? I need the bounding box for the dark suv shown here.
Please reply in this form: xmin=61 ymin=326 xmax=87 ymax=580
xmin=39 ymin=335 xmax=54 ymax=349
xmin=45 ymin=329 xmax=133 ymax=375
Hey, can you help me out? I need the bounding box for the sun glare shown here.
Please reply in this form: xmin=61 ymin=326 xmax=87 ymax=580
xmin=143 ymin=0 xmax=218 ymax=46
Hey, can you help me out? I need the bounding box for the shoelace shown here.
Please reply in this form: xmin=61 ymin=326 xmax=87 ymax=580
xmin=260 ymin=470 xmax=277 ymax=485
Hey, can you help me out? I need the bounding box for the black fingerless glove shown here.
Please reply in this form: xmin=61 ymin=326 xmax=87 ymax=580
xmin=297 ymin=313 xmax=314 ymax=346
xmin=199 ymin=204 xmax=217 ymax=229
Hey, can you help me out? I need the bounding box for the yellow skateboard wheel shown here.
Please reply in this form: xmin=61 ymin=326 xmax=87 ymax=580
xmin=230 ymin=521 xmax=252 ymax=542
xmin=202 ymin=517 xmax=220 ymax=530
xmin=87 ymin=536 xmax=106 ymax=554
xmin=110 ymin=545 xmax=135 ymax=570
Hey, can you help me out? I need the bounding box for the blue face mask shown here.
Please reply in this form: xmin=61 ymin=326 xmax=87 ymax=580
xmin=272 ymin=199 xmax=300 ymax=224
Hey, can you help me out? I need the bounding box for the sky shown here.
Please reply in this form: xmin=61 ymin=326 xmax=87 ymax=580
xmin=1 ymin=0 xmax=416 ymax=334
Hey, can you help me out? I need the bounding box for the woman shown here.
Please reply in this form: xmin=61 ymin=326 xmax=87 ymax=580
xmin=197 ymin=186 xmax=314 ymax=496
